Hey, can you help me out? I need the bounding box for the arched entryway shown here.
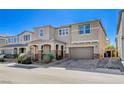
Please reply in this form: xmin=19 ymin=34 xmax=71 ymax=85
xmin=19 ymin=48 xmax=26 ymax=54
xmin=40 ymin=44 xmax=51 ymax=60
xmin=14 ymin=48 xmax=18 ymax=54
xmin=55 ymin=44 xmax=64 ymax=60
xmin=30 ymin=45 xmax=39 ymax=61
xmin=43 ymin=44 xmax=51 ymax=54
xmin=104 ymin=49 xmax=117 ymax=58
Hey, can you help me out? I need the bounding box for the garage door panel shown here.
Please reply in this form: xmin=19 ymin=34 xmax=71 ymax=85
xmin=70 ymin=47 xmax=93 ymax=59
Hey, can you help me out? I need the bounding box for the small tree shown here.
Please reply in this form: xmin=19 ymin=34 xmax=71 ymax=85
xmin=105 ymin=45 xmax=116 ymax=57
xmin=106 ymin=45 xmax=115 ymax=49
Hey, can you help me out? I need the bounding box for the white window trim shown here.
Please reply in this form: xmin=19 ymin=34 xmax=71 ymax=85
xmin=79 ymin=26 xmax=99 ymax=35
xmin=23 ymin=35 xmax=31 ymax=41
xmin=79 ymin=25 xmax=85 ymax=34
xmin=58 ymin=28 xmax=69 ymax=37
xmin=39 ymin=29 xmax=44 ymax=37
xmin=85 ymin=25 xmax=90 ymax=34
xmin=79 ymin=25 xmax=91 ymax=35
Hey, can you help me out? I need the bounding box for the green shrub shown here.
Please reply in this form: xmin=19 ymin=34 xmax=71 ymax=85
xmin=42 ymin=54 xmax=54 ymax=63
xmin=13 ymin=54 xmax=19 ymax=58
xmin=0 ymin=58 xmax=5 ymax=62
xmin=18 ymin=54 xmax=32 ymax=64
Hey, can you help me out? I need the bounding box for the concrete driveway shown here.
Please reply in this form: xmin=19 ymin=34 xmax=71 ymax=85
xmin=51 ymin=58 xmax=124 ymax=75
xmin=53 ymin=59 xmax=97 ymax=69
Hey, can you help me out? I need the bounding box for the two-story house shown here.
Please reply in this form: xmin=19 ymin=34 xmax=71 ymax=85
xmin=28 ymin=20 xmax=107 ymax=60
xmin=0 ymin=31 xmax=34 ymax=55
xmin=66 ymin=20 xmax=107 ymax=59
xmin=28 ymin=25 xmax=66 ymax=61
xmin=116 ymin=10 xmax=124 ymax=63
xmin=0 ymin=20 xmax=108 ymax=61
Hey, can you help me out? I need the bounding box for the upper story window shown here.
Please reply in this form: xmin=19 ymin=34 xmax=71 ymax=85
xmin=65 ymin=29 xmax=69 ymax=35
xmin=7 ymin=37 xmax=19 ymax=43
xmin=14 ymin=37 xmax=17 ymax=43
xmin=8 ymin=37 xmax=13 ymax=43
xmin=24 ymin=35 xmax=30 ymax=41
xmin=58 ymin=28 xmax=69 ymax=36
xmin=8 ymin=38 xmax=11 ymax=43
xmin=79 ymin=24 xmax=90 ymax=34
xmin=85 ymin=24 xmax=90 ymax=34
xmin=59 ymin=30 xmax=62 ymax=36
xmin=0 ymin=39 xmax=6 ymax=44
xmin=79 ymin=25 xmax=84 ymax=34
xmin=17 ymin=36 xmax=19 ymax=43
xmin=39 ymin=29 xmax=44 ymax=36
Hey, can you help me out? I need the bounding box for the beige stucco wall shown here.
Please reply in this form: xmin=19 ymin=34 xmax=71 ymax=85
xmin=0 ymin=38 xmax=7 ymax=47
xmin=121 ymin=12 xmax=124 ymax=60
xmin=34 ymin=26 xmax=54 ymax=41
xmin=122 ymin=12 xmax=124 ymax=36
xmin=122 ymin=39 xmax=124 ymax=60
xmin=117 ymin=21 xmax=122 ymax=58
xmin=49 ymin=26 xmax=56 ymax=40
xmin=98 ymin=23 xmax=107 ymax=57
xmin=55 ymin=26 xmax=71 ymax=44
xmin=71 ymin=21 xmax=99 ymax=43
xmin=18 ymin=32 xmax=33 ymax=44
xmin=117 ymin=12 xmax=124 ymax=60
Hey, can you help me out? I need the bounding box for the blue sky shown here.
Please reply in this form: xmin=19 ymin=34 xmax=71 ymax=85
xmin=0 ymin=9 xmax=120 ymax=45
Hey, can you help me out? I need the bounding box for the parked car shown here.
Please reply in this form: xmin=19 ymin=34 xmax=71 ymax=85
xmin=0 ymin=54 xmax=5 ymax=62
xmin=0 ymin=54 xmax=5 ymax=59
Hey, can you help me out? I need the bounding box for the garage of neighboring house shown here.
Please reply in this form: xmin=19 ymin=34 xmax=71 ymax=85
xmin=69 ymin=47 xmax=94 ymax=59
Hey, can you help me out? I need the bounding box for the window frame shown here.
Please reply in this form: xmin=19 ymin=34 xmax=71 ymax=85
xmin=85 ymin=24 xmax=90 ymax=34
xmin=79 ymin=25 xmax=85 ymax=34
xmin=58 ymin=28 xmax=69 ymax=36
xmin=39 ymin=29 xmax=44 ymax=36
xmin=13 ymin=37 xmax=17 ymax=43
xmin=24 ymin=35 xmax=30 ymax=41
xmin=79 ymin=24 xmax=91 ymax=35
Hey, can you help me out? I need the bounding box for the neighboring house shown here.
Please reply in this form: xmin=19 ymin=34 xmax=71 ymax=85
xmin=28 ymin=25 xmax=66 ymax=61
xmin=0 ymin=36 xmax=7 ymax=54
xmin=116 ymin=10 xmax=124 ymax=62
xmin=0 ymin=20 xmax=108 ymax=60
xmin=0 ymin=31 xmax=34 ymax=55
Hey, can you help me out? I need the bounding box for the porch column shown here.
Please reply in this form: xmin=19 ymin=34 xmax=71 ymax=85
xmin=51 ymin=43 xmax=56 ymax=58
xmin=65 ymin=46 xmax=70 ymax=59
xmin=17 ymin=48 xmax=19 ymax=54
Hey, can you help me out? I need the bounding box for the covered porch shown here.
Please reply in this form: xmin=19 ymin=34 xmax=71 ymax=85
xmin=104 ymin=48 xmax=118 ymax=58
xmin=29 ymin=44 xmax=52 ymax=61
xmin=0 ymin=44 xmax=28 ymax=55
xmin=28 ymin=39 xmax=66 ymax=61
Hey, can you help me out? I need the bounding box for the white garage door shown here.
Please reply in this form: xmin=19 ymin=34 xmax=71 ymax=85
xmin=70 ymin=47 xmax=93 ymax=59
